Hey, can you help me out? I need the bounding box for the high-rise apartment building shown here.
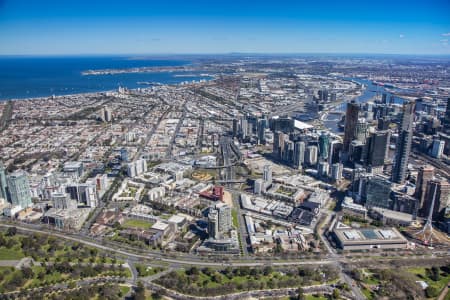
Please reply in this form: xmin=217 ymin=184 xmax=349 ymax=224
xmin=216 ymin=203 xmax=232 ymax=232
xmin=294 ymin=141 xmax=306 ymax=168
xmin=318 ymin=132 xmax=330 ymax=160
xmin=430 ymin=139 xmax=445 ymax=159
xmin=263 ymin=164 xmax=272 ymax=186
xmin=305 ymin=145 xmax=318 ymax=166
xmin=208 ymin=203 xmax=232 ymax=239
xmin=7 ymin=170 xmax=32 ymax=208
xmin=0 ymin=162 xmax=8 ymax=201
xmin=343 ymin=100 xmax=360 ymax=152
xmin=365 ymin=130 xmax=390 ymax=168
xmin=423 ymin=179 xmax=450 ymax=219
xmin=415 ymin=165 xmax=434 ymax=212
xmin=354 ymin=118 xmax=369 ymax=143
xmin=208 ymin=210 xmax=219 ymax=239
xmin=442 ymin=98 xmax=450 ymax=134
xmin=365 ymin=175 xmax=392 ymax=209
xmin=257 ymin=119 xmax=266 ymax=145
xmin=392 ymin=101 xmax=415 ymax=184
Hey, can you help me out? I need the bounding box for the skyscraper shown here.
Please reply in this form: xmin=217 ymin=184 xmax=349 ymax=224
xmin=120 ymin=148 xmax=128 ymax=162
xmin=282 ymin=140 xmax=294 ymax=163
xmin=232 ymin=119 xmax=239 ymax=137
xmin=377 ymin=116 xmax=391 ymax=131
xmin=241 ymin=118 xmax=249 ymax=139
xmin=294 ymin=141 xmax=306 ymax=168
xmin=343 ymin=100 xmax=360 ymax=152
xmin=365 ymin=130 xmax=390 ymax=168
xmin=318 ymin=89 xmax=329 ymax=101
xmin=430 ymin=139 xmax=445 ymax=159
xmin=328 ymin=140 xmax=342 ymax=165
xmin=215 ymin=202 xmax=232 ymax=233
xmin=270 ymin=117 xmax=294 ymax=134
xmin=0 ymin=162 xmax=8 ymax=201
xmin=257 ymin=119 xmax=266 ymax=145
xmin=331 ymin=163 xmax=343 ymax=181
xmin=318 ymin=132 xmax=330 ymax=160
xmin=273 ymin=131 xmax=284 ymax=160
xmin=104 ymin=106 xmax=112 ymax=122
xmin=254 ymin=179 xmax=264 ymax=195
xmin=7 ymin=170 xmax=32 ymax=208
xmin=415 ymin=165 xmax=434 ymax=211
xmin=423 ymin=179 xmax=450 ymax=219
xmin=263 ymin=164 xmax=273 ymax=186
xmin=318 ymin=161 xmax=329 ymax=177
xmin=442 ymin=98 xmax=450 ymax=134
xmin=208 ymin=209 xmax=219 ymax=239
xmin=392 ymin=101 xmax=415 ymax=184
xmin=365 ymin=175 xmax=392 ymax=209
xmin=354 ymin=118 xmax=369 ymax=143
xmin=305 ymin=145 xmax=318 ymax=166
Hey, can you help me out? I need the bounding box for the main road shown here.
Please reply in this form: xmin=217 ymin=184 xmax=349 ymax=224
xmin=0 ymin=223 xmax=336 ymax=267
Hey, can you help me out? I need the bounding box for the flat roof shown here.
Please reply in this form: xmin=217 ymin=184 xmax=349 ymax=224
xmin=151 ymin=220 xmax=170 ymax=231
xmin=371 ymin=207 xmax=413 ymax=222
xmin=168 ymin=215 xmax=185 ymax=224
xmin=294 ymin=120 xmax=313 ymax=130
xmin=334 ymin=227 xmax=407 ymax=245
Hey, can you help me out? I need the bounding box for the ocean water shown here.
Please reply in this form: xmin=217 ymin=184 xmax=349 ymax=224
xmin=0 ymin=56 xmax=210 ymax=100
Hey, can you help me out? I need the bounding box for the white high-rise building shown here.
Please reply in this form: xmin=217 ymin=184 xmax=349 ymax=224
xmin=84 ymin=180 xmax=98 ymax=208
xmin=305 ymin=145 xmax=318 ymax=165
xmin=318 ymin=161 xmax=329 ymax=177
xmin=254 ymin=179 xmax=264 ymax=195
xmin=216 ymin=202 xmax=232 ymax=232
xmin=431 ymin=139 xmax=445 ymax=159
xmin=127 ymin=163 xmax=137 ymax=177
xmin=294 ymin=141 xmax=305 ymax=169
xmin=148 ymin=187 xmax=165 ymax=201
xmin=331 ymin=163 xmax=343 ymax=181
xmin=263 ymin=164 xmax=272 ymax=190
xmin=127 ymin=159 xmax=148 ymax=177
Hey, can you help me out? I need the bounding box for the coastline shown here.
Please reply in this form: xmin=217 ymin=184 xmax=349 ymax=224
xmin=0 ymin=56 xmax=208 ymax=101
xmin=0 ymin=74 xmax=214 ymax=102
xmin=81 ymin=65 xmax=198 ymax=76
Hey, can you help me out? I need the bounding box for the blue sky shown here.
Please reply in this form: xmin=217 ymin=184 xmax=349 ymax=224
xmin=0 ymin=0 xmax=449 ymax=55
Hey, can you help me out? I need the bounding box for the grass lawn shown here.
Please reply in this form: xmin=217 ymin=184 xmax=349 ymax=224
xmin=179 ymin=269 xmax=311 ymax=290
xmin=408 ymin=267 xmax=427 ymax=277
xmin=135 ymin=264 xmax=165 ymax=277
xmin=0 ymin=247 xmax=24 ymax=260
xmin=361 ymin=287 xmax=374 ymax=300
xmin=123 ymin=219 xmax=153 ymax=229
xmin=28 ymin=266 xmax=65 ymax=287
xmin=406 ymin=267 xmax=450 ymax=298
xmin=231 ymin=209 xmax=239 ymax=228
xmin=361 ymin=273 xmax=380 ymax=285
xmin=305 ymin=295 xmax=328 ymax=300
xmin=120 ymin=285 xmax=131 ymax=296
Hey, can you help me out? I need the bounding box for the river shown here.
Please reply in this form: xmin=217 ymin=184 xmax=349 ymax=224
xmin=323 ymin=78 xmax=404 ymax=133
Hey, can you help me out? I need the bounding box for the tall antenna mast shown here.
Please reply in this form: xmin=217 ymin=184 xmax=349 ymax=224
xmin=415 ymin=184 xmax=437 ymax=247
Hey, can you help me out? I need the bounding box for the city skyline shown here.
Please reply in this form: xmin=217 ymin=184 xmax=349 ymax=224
xmin=0 ymin=0 xmax=449 ymax=55
xmin=1 ymin=1 xmax=450 ymax=298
